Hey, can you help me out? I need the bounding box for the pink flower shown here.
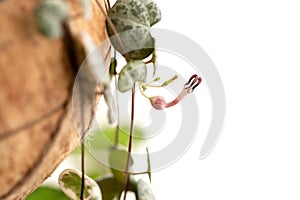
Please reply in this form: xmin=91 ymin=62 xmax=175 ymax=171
xmin=149 ymin=75 xmax=202 ymax=110
xmin=150 ymin=96 xmax=167 ymax=110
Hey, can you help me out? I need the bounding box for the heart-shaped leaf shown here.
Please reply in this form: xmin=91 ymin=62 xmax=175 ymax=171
xmin=106 ymin=0 xmax=161 ymax=60
xmin=142 ymin=0 xmax=162 ymax=26
xmin=96 ymin=175 xmax=122 ymax=200
xmin=34 ymin=0 xmax=69 ymax=38
xmin=97 ymin=174 xmax=138 ymax=200
xmin=136 ymin=179 xmax=155 ymax=200
xmin=58 ymin=169 xmax=101 ymax=200
xmin=118 ymin=60 xmax=147 ymax=92
xmin=108 ymin=24 xmax=155 ymax=60
xmin=109 ymin=0 xmax=161 ymax=27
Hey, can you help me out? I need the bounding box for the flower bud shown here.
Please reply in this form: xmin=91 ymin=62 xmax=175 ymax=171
xmin=150 ymin=96 xmax=166 ymax=110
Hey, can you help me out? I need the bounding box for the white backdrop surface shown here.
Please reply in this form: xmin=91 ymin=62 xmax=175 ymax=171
xmin=150 ymin=0 xmax=300 ymax=199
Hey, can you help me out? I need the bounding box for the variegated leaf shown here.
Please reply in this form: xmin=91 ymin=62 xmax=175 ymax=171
xmin=107 ymin=0 xmax=161 ymax=60
xmin=118 ymin=60 xmax=147 ymax=92
xmin=34 ymin=0 xmax=69 ymax=38
xmin=58 ymin=169 xmax=101 ymax=200
xmin=137 ymin=179 xmax=155 ymax=200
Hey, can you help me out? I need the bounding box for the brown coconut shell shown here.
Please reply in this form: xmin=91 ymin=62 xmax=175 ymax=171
xmin=0 ymin=0 xmax=110 ymax=199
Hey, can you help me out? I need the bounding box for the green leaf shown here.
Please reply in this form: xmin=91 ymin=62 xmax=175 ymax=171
xmin=106 ymin=0 xmax=161 ymax=60
xmin=136 ymin=179 xmax=155 ymax=200
xmin=118 ymin=60 xmax=147 ymax=92
xmin=146 ymin=147 xmax=152 ymax=183
xmin=125 ymin=35 xmax=155 ymax=60
xmin=26 ymin=186 xmax=68 ymax=200
xmin=109 ymin=149 xmax=133 ymax=183
xmin=34 ymin=0 xmax=69 ymax=38
xmin=96 ymin=175 xmax=122 ymax=200
xmin=143 ymin=0 xmax=162 ymax=26
xmin=96 ymin=175 xmax=137 ymax=200
xmin=108 ymin=0 xmax=161 ymax=28
xmin=58 ymin=169 xmax=101 ymax=200
xmin=108 ymin=24 xmax=155 ymax=60
xmin=109 ymin=0 xmax=150 ymax=26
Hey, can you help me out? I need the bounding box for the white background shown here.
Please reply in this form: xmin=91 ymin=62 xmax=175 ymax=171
xmin=150 ymin=0 xmax=300 ymax=199
xmin=47 ymin=0 xmax=300 ymax=199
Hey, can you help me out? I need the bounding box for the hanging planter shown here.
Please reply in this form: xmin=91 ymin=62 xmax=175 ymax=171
xmin=0 ymin=0 xmax=110 ymax=199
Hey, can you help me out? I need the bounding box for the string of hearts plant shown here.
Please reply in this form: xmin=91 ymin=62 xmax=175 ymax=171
xmin=33 ymin=0 xmax=202 ymax=199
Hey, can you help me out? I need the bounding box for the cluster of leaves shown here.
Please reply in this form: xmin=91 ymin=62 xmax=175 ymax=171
xmin=32 ymin=0 xmax=162 ymax=199
xmin=26 ymin=127 xmax=153 ymax=200
xmin=57 ymin=161 xmax=153 ymax=200
xmin=97 ymin=148 xmax=153 ymax=200
xmin=96 ymin=0 xmax=161 ymax=198
xmin=107 ymin=0 xmax=162 ymax=92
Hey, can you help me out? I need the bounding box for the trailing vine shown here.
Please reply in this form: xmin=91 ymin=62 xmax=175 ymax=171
xmin=31 ymin=0 xmax=202 ymax=199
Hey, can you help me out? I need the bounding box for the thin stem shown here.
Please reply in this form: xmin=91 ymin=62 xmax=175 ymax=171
xmin=106 ymin=0 xmax=111 ymax=8
xmin=80 ymin=141 xmax=85 ymax=200
xmin=145 ymin=75 xmax=178 ymax=88
xmin=144 ymin=84 xmax=163 ymax=88
xmin=126 ymin=171 xmax=149 ymax=175
xmin=122 ymin=83 xmax=136 ymax=200
xmin=104 ymin=0 xmax=109 ymax=11
xmin=145 ymin=59 xmax=153 ymax=64
xmin=144 ymin=52 xmax=155 ymax=64
xmin=79 ymin=79 xmax=86 ymax=200
xmin=114 ymin=75 xmax=120 ymax=146
xmin=138 ymin=83 xmax=151 ymax=99
xmin=95 ymin=0 xmax=130 ymax=62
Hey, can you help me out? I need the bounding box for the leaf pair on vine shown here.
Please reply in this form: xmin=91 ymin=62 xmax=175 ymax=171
xmin=106 ymin=0 xmax=162 ymax=93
